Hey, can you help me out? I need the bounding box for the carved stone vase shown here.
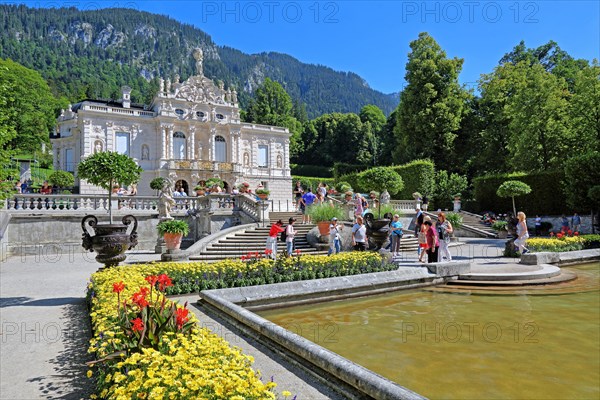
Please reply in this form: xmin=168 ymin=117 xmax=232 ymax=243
xmin=82 ymin=215 xmax=138 ymax=267
xmin=364 ymin=212 xmax=393 ymax=250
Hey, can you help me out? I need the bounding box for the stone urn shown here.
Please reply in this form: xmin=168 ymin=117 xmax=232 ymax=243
xmin=364 ymin=212 xmax=393 ymax=250
xmin=82 ymin=215 xmax=138 ymax=267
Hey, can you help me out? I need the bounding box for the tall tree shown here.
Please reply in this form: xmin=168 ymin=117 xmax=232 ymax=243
xmin=359 ymin=105 xmax=386 ymax=166
xmin=244 ymin=78 xmax=303 ymax=159
xmin=394 ymin=33 xmax=468 ymax=171
xmin=0 ymin=58 xmax=58 ymax=154
xmin=569 ymin=61 xmax=600 ymax=153
xmin=506 ymin=63 xmax=571 ymax=171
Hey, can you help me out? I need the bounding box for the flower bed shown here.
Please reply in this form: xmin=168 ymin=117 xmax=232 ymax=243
xmin=87 ymin=252 xmax=390 ymax=398
xmin=527 ymin=234 xmax=600 ymax=253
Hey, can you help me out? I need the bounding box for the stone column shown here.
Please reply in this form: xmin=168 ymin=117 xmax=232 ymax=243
xmin=160 ymin=125 xmax=167 ymax=159
xmin=283 ymin=139 xmax=290 ymax=174
xmin=167 ymin=124 xmax=174 ymax=160
xmin=82 ymin=122 xmax=92 ymax=157
xmin=188 ymin=126 xmax=195 ymax=160
xmin=105 ymin=122 xmax=114 ymax=151
xmin=209 ymin=127 xmax=216 ymax=161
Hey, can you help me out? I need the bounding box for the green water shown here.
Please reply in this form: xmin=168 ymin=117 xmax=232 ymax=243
xmin=259 ymin=264 xmax=600 ymax=399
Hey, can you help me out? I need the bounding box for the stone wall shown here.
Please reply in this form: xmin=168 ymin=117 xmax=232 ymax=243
xmin=1 ymin=212 xmax=161 ymax=260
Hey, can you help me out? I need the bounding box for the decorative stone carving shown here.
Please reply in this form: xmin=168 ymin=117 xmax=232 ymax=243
xmin=94 ymin=140 xmax=103 ymax=153
xmin=158 ymin=178 xmax=176 ymax=220
xmin=276 ymin=154 xmax=283 ymax=168
xmin=193 ymin=47 xmax=204 ymax=75
xmin=141 ymin=144 xmax=150 ymax=160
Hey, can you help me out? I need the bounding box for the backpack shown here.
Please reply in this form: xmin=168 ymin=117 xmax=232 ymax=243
xmin=280 ymin=225 xmax=288 ymax=242
xmin=437 ymin=223 xmax=449 ymax=241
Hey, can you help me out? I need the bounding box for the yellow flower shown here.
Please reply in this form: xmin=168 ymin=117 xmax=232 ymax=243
xmin=282 ymin=390 xmax=292 ymax=397
xmin=86 ymin=370 xmax=93 ymax=378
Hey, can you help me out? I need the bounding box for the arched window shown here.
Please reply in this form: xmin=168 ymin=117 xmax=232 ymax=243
xmin=173 ymin=132 xmax=186 ymax=160
xmin=215 ymin=135 xmax=226 ymax=162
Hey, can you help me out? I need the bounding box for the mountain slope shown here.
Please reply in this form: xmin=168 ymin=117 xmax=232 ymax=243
xmin=0 ymin=5 xmax=398 ymax=117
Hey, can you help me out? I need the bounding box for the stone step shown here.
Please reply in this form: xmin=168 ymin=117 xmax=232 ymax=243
xmin=445 ymin=270 xmax=576 ymax=287
xmin=457 ymin=264 xmax=561 ymax=281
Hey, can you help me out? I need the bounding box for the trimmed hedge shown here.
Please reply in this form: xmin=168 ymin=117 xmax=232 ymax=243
xmin=291 ymin=164 xmax=333 ymax=178
xmin=332 ymin=162 xmax=369 ymax=180
xmin=337 ymin=159 xmax=435 ymax=199
xmin=292 ymin=175 xmax=335 ymax=192
xmin=473 ymin=170 xmax=568 ymax=215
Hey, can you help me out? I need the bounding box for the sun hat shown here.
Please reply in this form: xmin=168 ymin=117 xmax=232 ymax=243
xmin=331 ymin=217 xmax=338 ymax=221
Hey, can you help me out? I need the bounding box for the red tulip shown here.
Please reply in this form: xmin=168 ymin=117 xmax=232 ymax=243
xmin=131 ymin=291 xmax=149 ymax=308
xmin=112 ymin=282 xmax=125 ymax=293
xmin=157 ymin=274 xmax=173 ymax=291
xmin=131 ymin=318 xmax=144 ymax=332
xmin=145 ymin=275 xmax=159 ymax=286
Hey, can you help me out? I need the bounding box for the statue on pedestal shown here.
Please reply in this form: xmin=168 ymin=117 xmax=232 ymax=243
xmin=158 ymin=178 xmax=176 ymax=220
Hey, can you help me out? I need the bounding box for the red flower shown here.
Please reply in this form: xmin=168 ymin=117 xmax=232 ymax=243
xmin=131 ymin=318 xmax=144 ymax=332
xmin=265 ymin=249 xmax=273 ymax=255
xmin=241 ymin=255 xmax=247 ymax=261
xmin=295 ymin=249 xmax=301 ymax=255
xmin=567 ymin=230 xmax=573 ymax=236
xmin=574 ymin=231 xmax=580 ymax=236
xmin=157 ymin=274 xmax=173 ymax=291
xmin=175 ymin=308 xmax=189 ymax=329
xmin=556 ymin=233 xmax=564 ymax=239
xmin=131 ymin=291 xmax=149 ymax=308
xmin=112 ymin=282 xmax=125 ymax=293
xmin=139 ymin=287 xmax=150 ymax=296
xmin=145 ymin=275 xmax=159 ymax=286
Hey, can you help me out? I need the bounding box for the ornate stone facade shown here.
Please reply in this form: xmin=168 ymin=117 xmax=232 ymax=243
xmin=52 ymin=48 xmax=292 ymax=202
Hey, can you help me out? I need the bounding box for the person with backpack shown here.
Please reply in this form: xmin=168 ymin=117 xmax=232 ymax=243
xmin=284 ymin=217 xmax=297 ymax=256
xmin=436 ymin=212 xmax=453 ymax=262
xmin=266 ymin=219 xmax=285 ymax=259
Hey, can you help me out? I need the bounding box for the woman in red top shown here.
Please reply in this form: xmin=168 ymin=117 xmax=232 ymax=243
xmin=424 ymin=220 xmax=439 ymax=263
xmin=40 ymin=181 xmax=52 ymax=195
xmin=266 ymin=219 xmax=285 ymax=259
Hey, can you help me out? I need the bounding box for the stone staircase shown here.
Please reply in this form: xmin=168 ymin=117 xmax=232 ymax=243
xmin=188 ymin=212 xmax=328 ymax=262
xmin=458 ymin=211 xmax=498 ymax=237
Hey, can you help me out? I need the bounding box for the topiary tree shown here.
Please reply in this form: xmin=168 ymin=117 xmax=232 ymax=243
xmin=78 ymin=151 xmax=142 ymax=223
xmin=48 ymin=170 xmax=74 ymax=193
xmin=357 ymin=167 xmax=404 ymax=218
xmin=496 ymin=180 xmax=532 ymax=216
xmin=150 ymin=177 xmax=166 ymax=195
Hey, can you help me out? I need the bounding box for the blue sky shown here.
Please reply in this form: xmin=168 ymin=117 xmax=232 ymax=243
xmin=13 ymin=1 xmax=600 ymax=93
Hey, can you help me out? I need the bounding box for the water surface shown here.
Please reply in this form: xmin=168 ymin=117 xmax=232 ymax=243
xmin=259 ymin=263 xmax=600 ymax=399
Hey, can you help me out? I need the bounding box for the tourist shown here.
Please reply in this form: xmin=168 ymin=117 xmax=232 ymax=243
xmin=415 ymin=208 xmax=424 ymax=259
xmin=128 ymin=184 xmax=138 ymax=196
xmin=354 ymin=193 xmax=365 ymax=220
xmin=178 ymin=188 xmax=187 ymax=197
xmin=294 ymin=181 xmax=304 ymax=211
xmin=285 ymin=218 xmax=296 ymax=256
xmin=14 ymin=181 xmax=22 ymax=194
xmin=352 ymin=216 xmax=368 ymax=251
xmin=40 ymin=181 xmax=52 ymax=195
xmin=328 ymin=217 xmax=342 ymax=255
xmin=317 ymin=182 xmax=327 ymax=199
xmin=514 ymin=211 xmax=530 ymax=255
xmin=534 ymin=215 xmax=542 ymax=236
xmin=300 ymin=188 xmax=317 ymax=224
xmin=266 ymin=219 xmax=285 ymax=259
xmin=436 ymin=212 xmax=453 ymax=262
xmin=418 ymin=218 xmax=429 ymax=262
xmin=560 ymin=215 xmax=569 ymax=233
xmin=421 ymin=194 xmax=429 ymax=211
xmin=424 ymin=220 xmax=439 ymax=263
xmin=572 ymin=213 xmax=581 ymax=233
xmin=390 ymin=214 xmax=403 ymax=257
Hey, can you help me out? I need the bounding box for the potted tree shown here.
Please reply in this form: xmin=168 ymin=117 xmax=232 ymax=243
xmin=157 ymin=219 xmax=189 ymax=251
xmin=150 ymin=177 xmax=166 ymax=196
xmin=307 ymin=203 xmax=346 ymax=235
xmin=77 ymin=151 xmax=143 ymax=267
xmin=205 ymin=177 xmax=224 ymax=193
xmin=357 ymin=167 xmax=404 ymax=249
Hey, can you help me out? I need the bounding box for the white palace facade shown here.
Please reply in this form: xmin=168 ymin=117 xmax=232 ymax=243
xmin=51 ymin=48 xmax=292 ymax=202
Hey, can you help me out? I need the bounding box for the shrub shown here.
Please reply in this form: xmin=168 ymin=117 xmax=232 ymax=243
xmin=357 ymin=167 xmax=404 ymax=196
xmin=446 ymin=212 xmax=463 ymax=230
xmin=205 ymin=177 xmax=224 ymax=188
xmin=48 ymin=170 xmax=74 ymax=189
xmin=292 ymin=175 xmax=335 ymax=192
xmin=491 ymin=220 xmax=508 ymax=231
xmin=390 ymin=159 xmax=435 ymax=200
xmin=291 ymin=164 xmax=333 ymax=178
xmin=157 ymin=219 xmax=189 ymax=236
xmin=306 ymin=203 xmax=346 ymax=222
xmin=564 ymin=151 xmax=600 ymax=211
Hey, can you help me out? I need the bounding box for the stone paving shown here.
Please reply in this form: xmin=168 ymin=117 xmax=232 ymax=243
xmin=0 ymin=239 xmax=512 ymax=399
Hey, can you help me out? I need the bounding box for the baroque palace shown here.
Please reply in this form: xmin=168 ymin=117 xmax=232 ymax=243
xmin=51 ymin=48 xmax=293 ymax=202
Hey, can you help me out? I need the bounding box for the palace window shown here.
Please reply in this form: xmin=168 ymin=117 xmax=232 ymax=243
xmin=175 ymin=109 xmax=185 ymax=116
xmin=216 ymin=113 xmax=225 ymax=120
xmin=196 ymin=111 xmax=205 ymax=119
xmin=215 ymin=135 xmax=226 ymax=162
xmin=258 ymin=145 xmax=268 ymax=168
xmin=173 ymin=131 xmax=186 ymax=160
xmin=65 ymin=148 xmax=74 ymax=172
xmin=115 ymin=132 xmax=130 ymax=156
